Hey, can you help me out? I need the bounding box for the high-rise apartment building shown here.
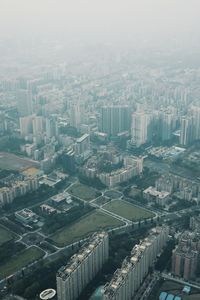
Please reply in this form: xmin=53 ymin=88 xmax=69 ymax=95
xmin=191 ymin=106 xmax=200 ymax=141
xmin=61 ymin=148 xmax=76 ymax=174
xmin=57 ymin=232 xmax=109 ymax=300
xmin=70 ymin=103 xmax=81 ymax=129
xmin=180 ymin=117 xmax=193 ymax=146
xmin=0 ymin=177 xmax=39 ymax=207
xmin=131 ymin=112 xmax=152 ymax=147
xmin=160 ymin=112 xmax=176 ymax=141
xmin=100 ymin=105 xmax=131 ymax=136
xmin=19 ymin=115 xmax=33 ymax=137
xmin=0 ymin=111 xmax=6 ymax=135
xmin=102 ymin=227 xmax=169 ymax=300
xmin=172 ymin=231 xmax=200 ymax=281
xmin=46 ymin=117 xmax=58 ymax=139
xmin=75 ymin=133 xmax=90 ymax=156
xmin=32 ymin=116 xmax=45 ymax=136
xmin=17 ymin=89 xmax=33 ymax=117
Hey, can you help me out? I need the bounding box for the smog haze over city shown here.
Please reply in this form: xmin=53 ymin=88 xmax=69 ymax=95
xmin=1 ymin=1 xmax=200 ymax=300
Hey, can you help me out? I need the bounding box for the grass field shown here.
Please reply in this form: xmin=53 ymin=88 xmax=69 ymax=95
xmin=50 ymin=211 xmax=123 ymax=247
xmin=128 ymin=187 xmax=141 ymax=198
xmin=0 ymin=225 xmax=16 ymax=246
xmin=104 ymin=200 xmax=155 ymax=221
xmin=68 ymin=183 xmax=101 ymax=201
xmin=0 ymin=246 xmax=45 ymax=279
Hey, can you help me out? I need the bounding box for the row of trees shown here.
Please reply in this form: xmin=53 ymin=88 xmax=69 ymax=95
xmin=0 ymin=241 xmax=25 ymax=266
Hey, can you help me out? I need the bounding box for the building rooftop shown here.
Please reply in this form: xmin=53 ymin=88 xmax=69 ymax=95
xmin=166 ymin=294 xmax=174 ymax=300
xmin=51 ymin=193 xmax=66 ymax=203
xmin=159 ymin=292 xmax=168 ymax=300
xmin=182 ymin=285 xmax=191 ymax=294
xmin=57 ymin=232 xmax=108 ymax=281
xmin=40 ymin=204 xmax=56 ymax=213
xmin=15 ymin=208 xmax=35 ymax=219
xmin=77 ymin=133 xmax=89 ymax=143
xmin=143 ymin=186 xmax=170 ymax=199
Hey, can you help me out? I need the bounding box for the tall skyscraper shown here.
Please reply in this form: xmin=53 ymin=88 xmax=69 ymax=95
xmin=56 ymin=232 xmax=109 ymax=300
xmin=100 ymin=105 xmax=131 ymax=136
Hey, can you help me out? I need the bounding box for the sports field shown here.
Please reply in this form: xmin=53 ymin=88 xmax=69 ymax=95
xmin=0 ymin=225 xmax=16 ymax=246
xmin=0 ymin=246 xmax=45 ymax=279
xmin=68 ymin=183 xmax=101 ymax=201
xmin=104 ymin=200 xmax=155 ymax=221
xmin=50 ymin=211 xmax=123 ymax=247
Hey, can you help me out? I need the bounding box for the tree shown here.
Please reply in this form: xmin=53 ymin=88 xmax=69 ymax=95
xmin=12 ymin=279 xmax=26 ymax=295
xmin=24 ymin=281 xmax=40 ymax=299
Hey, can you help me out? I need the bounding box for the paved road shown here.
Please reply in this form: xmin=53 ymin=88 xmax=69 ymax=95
xmin=161 ymin=273 xmax=200 ymax=290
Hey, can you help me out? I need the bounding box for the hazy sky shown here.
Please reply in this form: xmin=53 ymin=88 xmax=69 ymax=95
xmin=0 ymin=0 xmax=200 ymax=42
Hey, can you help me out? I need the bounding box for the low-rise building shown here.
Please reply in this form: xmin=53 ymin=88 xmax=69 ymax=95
xmin=51 ymin=192 xmax=72 ymax=207
xmin=40 ymin=204 xmax=57 ymax=215
xmin=143 ymin=186 xmax=170 ymax=206
xmin=15 ymin=208 xmax=37 ymax=224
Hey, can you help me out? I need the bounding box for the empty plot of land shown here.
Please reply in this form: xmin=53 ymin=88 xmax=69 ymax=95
xmin=68 ymin=183 xmax=101 ymax=201
xmin=0 ymin=225 xmax=16 ymax=246
xmin=0 ymin=246 xmax=45 ymax=279
xmin=158 ymin=280 xmax=200 ymax=300
xmin=185 ymin=296 xmax=200 ymax=300
xmin=104 ymin=200 xmax=155 ymax=221
xmin=0 ymin=152 xmax=39 ymax=171
xmin=50 ymin=211 xmax=123 ymax=247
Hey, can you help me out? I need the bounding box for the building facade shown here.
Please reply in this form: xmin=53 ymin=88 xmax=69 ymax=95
xmin=102 ymin=227 xmax=169 ymax=300
xmin=56 ymin=232 xmax=109 ymax=300
xmin=172 ymin=231 xmax=200 ymax=281
xmin=100 ymin=106 xmax=131 ymax=137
